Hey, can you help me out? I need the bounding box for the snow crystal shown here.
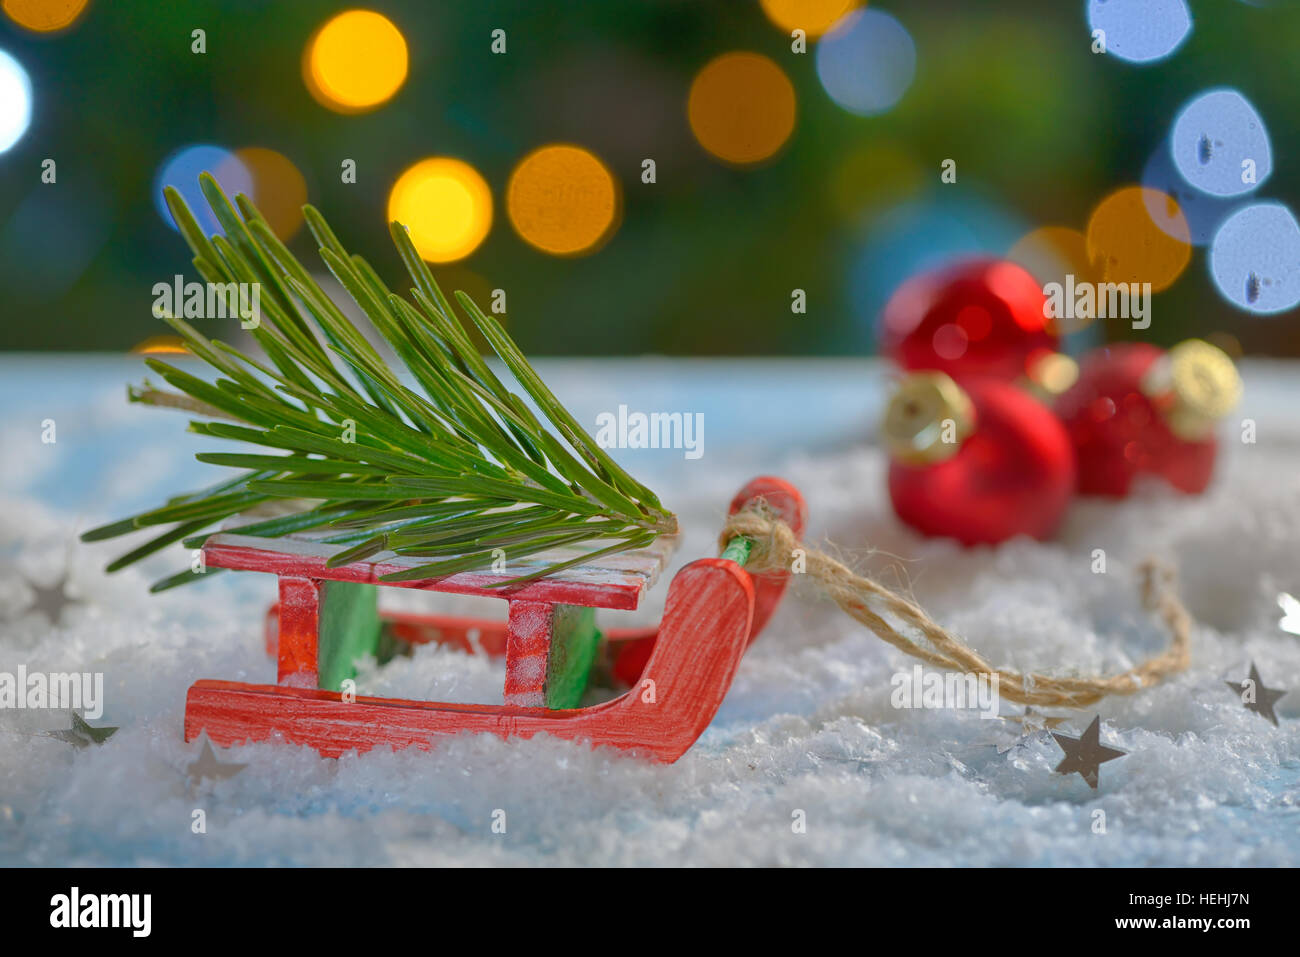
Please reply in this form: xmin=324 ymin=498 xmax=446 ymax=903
xmin=1 ymin=358 xmax=1297 ymax=865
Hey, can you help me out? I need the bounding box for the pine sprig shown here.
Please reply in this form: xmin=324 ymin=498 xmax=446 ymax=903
xmin=84 ymin=173 xmax=676 ymax=591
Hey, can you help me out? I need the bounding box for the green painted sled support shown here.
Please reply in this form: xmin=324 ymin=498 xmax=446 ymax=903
xmin=317 ymin=581 xmax=383 ymax=692
xmin=545 ymin=605 xmax=601 ymax=710
xmin=309 ymin=535 xmax=755 ymax=705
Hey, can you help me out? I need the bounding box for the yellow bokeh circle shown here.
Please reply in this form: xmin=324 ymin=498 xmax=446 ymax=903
xmin=236 ymin=147 xmax=308 ymax=241
xmin=760 ymin=0 xmax=857 ymax=37
xmin=305 ymin=10 xmax=408 ymax=113
xmin=3 ymin=0 xmax=89 ymax=32
xmin=1007 ymin=225 xmax=1099 ymax=335
xmin=1086 ymin=186 xmax=1191 ymax=293
xmin=507 ymin=144 xmax=619 ymax=256
xmin=688 ymin=52 xmax=796 ymax=166
xmin=131 ymin=335 xmax=189 ymax=356
xmin=388 ymin=158 xmax=493 ymax=263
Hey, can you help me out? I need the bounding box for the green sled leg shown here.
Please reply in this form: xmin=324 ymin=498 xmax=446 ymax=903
xmin=317 ymin=581 xmax=383 ymax=692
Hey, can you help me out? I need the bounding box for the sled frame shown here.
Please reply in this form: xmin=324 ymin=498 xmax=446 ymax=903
xmin=183 ymin=477 xmax=805 ymax=763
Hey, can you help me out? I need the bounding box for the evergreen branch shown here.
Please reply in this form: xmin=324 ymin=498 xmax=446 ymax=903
xmin=128 ymin=383 xmax=239 ymax=421
xmin=86 ymin=173 xmax=675 ymax=590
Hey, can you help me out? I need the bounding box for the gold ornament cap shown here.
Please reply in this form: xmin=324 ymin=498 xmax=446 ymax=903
xmin=882 ymin=371 xmax=976 ymax=465
xmin=1141 ymin=338 xmax=1243 ymax=441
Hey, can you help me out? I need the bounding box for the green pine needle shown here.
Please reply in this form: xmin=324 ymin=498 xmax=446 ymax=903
xmin=86 ymin=173 xmax=676 ymax=590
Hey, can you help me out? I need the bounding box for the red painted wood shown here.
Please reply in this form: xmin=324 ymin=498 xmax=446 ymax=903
xmin=503 ymin=601 xmax=553 ymax=707
xmin=373 ymin=613 xmax=644 ymax=658
xmin=269 ymin=599 xmax=513 ymax=660
xmin=382 ymin=613 xmax=510 ymax=656
xmin=729 ymin=476 xmax=806 ymax=642
xmin=203 ymin=532 xmax=675 ymax=611
xmin=608 ymin=632 xmax=657 ymax=689
xmin=607 ymin=475 xmax=806 ymax=687
xmin=276 ymin=577 xmax=320 ymax=688
xmin=184 ymin=559 xmax=755 ymax=762
xmin=603 ymin=624 xmax=661 ymax=643
xmin=186 ymin=477 xmax=805 ymax=762
xmin=376 ymin=610 xmax=659 ymax=688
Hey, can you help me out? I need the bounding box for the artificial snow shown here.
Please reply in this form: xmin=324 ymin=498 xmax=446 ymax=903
xmin=1 ymin=357 xmax=1298 ymax=866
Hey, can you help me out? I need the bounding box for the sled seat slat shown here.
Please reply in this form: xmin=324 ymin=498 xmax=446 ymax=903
xmin=202 ymin=531 xmax=678 ymax=611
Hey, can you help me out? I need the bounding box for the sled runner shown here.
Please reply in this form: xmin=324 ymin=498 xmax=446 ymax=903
xmin=183 ymin=476 xmax=805 ymax=762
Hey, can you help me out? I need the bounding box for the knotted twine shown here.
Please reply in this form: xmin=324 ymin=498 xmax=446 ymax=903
xmin=719 ymin=507 xmax=1192 ymax=709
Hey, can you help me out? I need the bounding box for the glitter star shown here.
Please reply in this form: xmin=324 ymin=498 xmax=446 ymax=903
xmin=1225 ymin=662 xmax=1287 ymax=727
xmin=1052 ymin=715 xmax=1126 ymax=789
xmin=21 ymin=570 xmax=80 ymax=626
xmin=43 ymin=712 xmax=118 ymax=749
xmin=186 ymin=738 xmax=247 ymax=783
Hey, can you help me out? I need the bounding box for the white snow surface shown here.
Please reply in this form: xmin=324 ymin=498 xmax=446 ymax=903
xmin=1 ymin=357 xmax=1298 ymax=866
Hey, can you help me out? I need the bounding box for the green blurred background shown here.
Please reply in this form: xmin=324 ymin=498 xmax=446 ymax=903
xmin=0 ymin=0 xmax=1296 ymax=356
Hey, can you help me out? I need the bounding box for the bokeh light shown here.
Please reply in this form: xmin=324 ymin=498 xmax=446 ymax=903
xmin=852 ymin=196 xmax=1026 ymax=349
xmin=507 ymin=144 xmax=619 ymax=256
xmin=1086 ymin=186 xmax=1191 ymax=292
xmin=388 ymin=157 xmax=493 ymax=263
xmin=1204 ymin=331 xmax=1243 ymax=359
xmin=435 ymin=265 xmax=497 ymax=315
xmin=304 ymin=9 xmax=408 ymax=114
xmin=1170 ymin=88 xmax=1271 ymax=197
xmin=154 ymin=144 xmax=253 ymax=235
xmin=1142 ymin=143 xmax=1244 ymax=246
xmin=0 ymin=49 xmax=32 ymax=153
xmin=760 ymin=0 xmax=857 ymax=37
xmin=828 ymin=142 xmax=925 ymax=223
xmin=688 ymin=52 xmax=796 ymax=166
xmin=816 ymin=9 xmax=916 ymax=117
xmin=0 ymin=178 xmax=110 ymax=303
xmin=131 ymin=335 xmax=189 ymax=355
xmin=1209 ymin=203 xmax=1300 ymax=314
xmin=1086 ymin=0 xmax=1191 ymax=64
xmin=2 ymin=0 xmax=90 ymax=32
xmin=1007 ymin=226 xmax=1099 ymax=335
xmin=236 ymin=147 xmax=308 ymax=241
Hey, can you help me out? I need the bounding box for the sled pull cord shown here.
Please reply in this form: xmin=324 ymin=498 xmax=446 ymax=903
xmin=718 ymin=507 xmax=1193 ymax=709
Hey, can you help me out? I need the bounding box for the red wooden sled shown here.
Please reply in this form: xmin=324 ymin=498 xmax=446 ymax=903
xmin=184 ymin=476 xmax=806 ymax=762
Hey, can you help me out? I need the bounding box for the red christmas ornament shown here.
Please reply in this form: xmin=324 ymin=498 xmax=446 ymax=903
xmin=879 ymin=257 xmax=1059 ymax=382
xmin=1054 ymin=339 xmax=1242 ymax=497
xmin=883 ymin=372 xmax=1076 ymax=545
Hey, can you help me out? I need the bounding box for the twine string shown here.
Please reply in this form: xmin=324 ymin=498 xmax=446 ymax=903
xmin=719 ymin=507 xmax=1192 ymax=709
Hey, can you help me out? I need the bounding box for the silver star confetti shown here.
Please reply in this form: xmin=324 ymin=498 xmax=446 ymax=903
xmin=21 ymin=570 xmax=80 ymax=627
xmin=1052 ymin=715 xmax=1126 ymax=789
xmin=1225 ymin=662 xmax=1287 ymax=727
xmin=186 ymin=738 xmax=248 ymax=783
xmin=43 ymin=711 xmax=118 ymax=749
